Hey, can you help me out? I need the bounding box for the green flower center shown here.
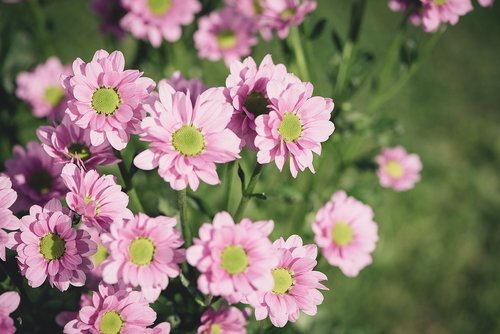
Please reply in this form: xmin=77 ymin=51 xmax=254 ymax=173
xmin=244 ymin=91 xmax=270 ymax=117
xmin=385 ymin=160 xmax=404 ymax=179
xmin=40 ymin=233 xmax=66 ymax=260
xmin=100 ymin=311 xmax=123 ymax=334
xmin=272 ymin=268 xmax=293 ymax=295
xmin=68 ymin=143 xmax=91 ymax=161
xmin=172 ymin=125 xmax=205 ymax=156
xmin=253 ymin=0 xmax=263 ymax=14
xmin=44 ymin=86 xmax=65 ymax=107
xmin=281 ymin=8 xmax=295 ymax=19
xmin=93 ymin=244 xmax=108 ymax=265
xmin=28 ymin=170 xmax=53 ymax=195
xmin=148 ymin=0 xmax=172 ymax=16
xmin=220 ymin=245 xmax=248 ymax=275
xmin=92 ymin=87 xmax=121 ymax=115
xmin=331 ymin=222 xmax=354 ymax=247
xmin=210 ymin=324 xmax=221 ymax=334
xmin=129 ymin=238 xmax=155 ymax=265
xmin=278 ymin=113 xmax=302 ymax=142
xmin=434 ymin=0 xmax=448 ymax=5
xmin=217 ymin=30 xmax=238 ymax=50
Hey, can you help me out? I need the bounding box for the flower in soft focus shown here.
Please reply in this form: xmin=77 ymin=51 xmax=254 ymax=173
xmin=62 ymin=50 xmax=155 ymax=150
xmin=313 ymin=191 xmax=378 ymax=277
xmin=375 ymin=146 xmax=422 ymax=192
xmin=5 ymin=141 xmax=66 ymax=211
xmin=186 ymin=212 xmax=278 ymax=305
xmin=248 ymin=235 xmax=328 ymax=327
xmin=61 ymin=163 xmax=133 ymax=231
xmin=55 ymin=293 xmax=93 ymax=328
xmin=388 ymin=0 xmax=423 ymax=26
xmin=37 ymin=117 xmax=119 ymax=169
xmin=197 ymin=306 xmax=248 ymax=334
xmin=10 ymin=199 xmax=97 ymax=291
xmin=167 ymin=71 xmax=207 ymax=105
xmin=478 ymin=0 xmax=494 ymax=6
xmin=91 ymin=0 xmax=126 ymax=39
xmin=420 ymin=0 xmax=473 ymax=32
xmin=260 ymin=0 xmax=317 ymax=39
xmin=16 ymin=57 xmax=70 ymax=120
xmin=0 ymin=291 xmax=20 ymax=334
xmin=120 ymin=0 xmax=201 ymax=47
xmin=81 ymin=226 xmax=109 ymax=289
xmin=101 ymin=213 xmax=185 ymax=302
xmin=0 ymin=176 xmax=19 ymax=261
xmin=64 ymin=283 xmax=170 ymax=334
xmin=254 ymin=80 xmax=335 ymax=177
xmin=194 ymin=7 xmax=257 ymax=66
xmin=134 ymin=81 xmax=241 ymax=191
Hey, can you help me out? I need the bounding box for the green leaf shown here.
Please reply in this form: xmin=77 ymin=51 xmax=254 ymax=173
xmin=309 ymin=19 xmax=327 ymax=40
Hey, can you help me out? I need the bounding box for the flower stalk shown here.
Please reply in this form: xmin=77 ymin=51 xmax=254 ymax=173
xmin=234 ymin=163 xmax=264 ymax=222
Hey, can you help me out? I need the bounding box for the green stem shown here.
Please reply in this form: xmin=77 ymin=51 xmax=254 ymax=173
xmin=234 ymin=163 xmax=264 ymax=222
xmin=224 ymin=161 xmax=235 ymax=211
xmin=335 ymin=40 xmax=354 ymax=96
xmin=178 ymin=188 xmax=191 ymax=247
xmin=289 ymin=26 xmax=310 ymax=82
xmin=27 ymin=0 xmax=54 ymax=58
xmin=116 ymin=153 xmax=145 ymax=213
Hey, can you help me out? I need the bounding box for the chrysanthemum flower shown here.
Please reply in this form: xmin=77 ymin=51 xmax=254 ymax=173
xmin=375 ymin=146 xmax=422 ymax=192
xmin=62 ymin=50 xmax=155 ymax=150
xmin=186 ymin=212 xmax=278 ymax=305
xmin=100 ymin=213 xmax=185 ymax=302
xmin=167 ymin=71 xmax=207 ymax=105
xmin=134 ymin=81 xmax=241 ymax=191
xmin=194 ymin=7 xmax=257 ymax=66
xmin=254 ymin=80 xmax=335 ymax=177
xmin=260 ymin=0 xmax=317 ymax=39
xmin=420 ymin=0 xmax=473 ymax=32
xmin=10 ymin=199 xmax=97 ymax=291
xmin=56 ymin=293 xmax=92 ymax=328
xmin=197 ymin=306 xmax=248 ymax=334
xmin=0 ymin=291 xmax=20 ymax=334
xmin=388 ymin=0 xmax=424 ymax=26
xmin=16 ymin=57 xmax=70 ymax=120
xmin=0 ymin=176 xmax=19 ymax=261
xmin=61 ymin=163 xmax=133 ymax=231
xmin=478 ymin=0 xmax=494 ymax=6
xmin=5 ymin=141 xmax=66 ymax=211
xmin=80 ymin=226 xmax=109 ymax=289
xmin=91 ymin=0 xmax=126 ymax=39
xmin=120 ymin=0 xmax=201 ymax=47
xmin=312 ymin=191 xmax=379 ymax=277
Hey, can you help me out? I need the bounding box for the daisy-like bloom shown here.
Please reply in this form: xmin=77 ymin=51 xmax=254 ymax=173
xmin=91 ymin=0 xmax=127 ymax=39
xmin=194 ymin=7 xmax=257 ymax=66
xmin=37 ymin=117 xmax=119 ymax=169
xmin=61 ymin=163 xmax=133 ymax=231
xmin=254 ymin=79 xmax=335 ymax=177
xmin=312 ymin=191 xmax=379 ymax=277
xmin=101 ymin=213 xmax=185 ymax=302
xmin=10 ymin=199 xmax=97 ymax=291
xmin=81 ymin=226 xmax=109 ymax=289
xmin=186 ymin=212 xmax=278 ymax=305
xmin=134 ymin=81 xmax=241 ymax=191
xmin=420 ymin=0 xmax=473 ymax=32
xmin=0 ymin=291 xmax=20 ymax=334
xmin=375 ymin=146 xmax=423 ymax=192
xmin=197 ymin=306 xmax=248 ymax=334
xmin=62 ymin=50 xmax=155 ymax=150
xmin=16 ymin=57 xmax=70 ymax=120
xmin=167 ymin=71 xmax=207 ymax=105
xmin=120 ymin=0 xmax=201 ymax=47
xmin=5 ymin=141 xmax=66 ymax=211
xmin=0 ymin=176 xmax=19 ymax=261
xmin=260 ymin=0 xmax=317 ymax=39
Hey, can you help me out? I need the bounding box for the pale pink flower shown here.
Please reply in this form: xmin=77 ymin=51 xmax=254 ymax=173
xmin=313 ymin=191 xmax=379 ymax=277
xmin=0 ymin=175 xmax=19 ymax=261
xmin=420 ymin=0 xmax=473 ymax=32
xmin=186 ymin=212 xmax=278 ymax=305
xmin=0 ymin=291 xmax=20 ymax=334
xmin=167 ymin=71 xmax=207 ymax=105
xmin=56 ymin=293 xmax=93 ymax=328
xmin=388 ymin=0 xmax=423 ymax=26
xmin=260 ymin=0 xmax=317 ymax=39
xmin=91 ymin=0 xmax=126 ymax=39
xmin=81 ymin=226 xmax=109 ymax=289
xmin=197 ymin=306 xmax=248 ymax=334
xmin=62 ymin=50 xmax=155 ymax=150
xmin=134 ymin=81 xmax=241 ymax=191
xmin=376 ymin=146 xmax=422 ymax=192
xmin=478 ymin=0 xmax=494 ymax=6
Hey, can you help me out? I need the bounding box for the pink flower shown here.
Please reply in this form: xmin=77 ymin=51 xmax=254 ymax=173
xmin=254 ymin=80 xmax=335 ymax=177
xmin=313 ymin=191 xmax=379 ymax=277
xmin=375 ymin=146 xmax=422 ymax=192
xmin=101 ymin=213 xmax=185 ymax=302
xmin=56 ymin=293 xmax=93 ymax=328
xmin=194 ymin=8 xmax=257 ymax=66
xmin=420 ymin=0 xmax=473 ymax=32
xmin=167 ymin=71 xmax=207 ymax=105
xmin=81 ymin=226 xmax=109 ymax=289
xmin=197 ymin=306 xmax=248 ymax=334
xmin=62 ymin=50 xmax=155 ymax=150
xmin=478 ymin=0 xmax=494 ymax=6
xmin=16 ymin=57 xmax=70 ymax=120
xmin=388 ymin=0 xmax=423 ymax=26
xmin=120 ymin=0 xmax=201 ymax=47
xmin=91 ymin=0 xmax=126 ymax=39
xmin=186 ymin=212 xmax=278 ymax=305
xmin=10 ymin=199 xmax=97 ymax=291
xmin=61 ymin=163 xmax=133 ymax=231
xmin=0 ymin=291 xmax=20 ymax=334
xmin=37 ymin=117 xmax=119 ymax=169
xmin=134 ymin=81 xmax=241 ymax=191
xmin=5 ymin=141 xmax=66 ymax=211
xmin=260 ymin=0 xmax=317 ymax=39
xmin=0 ymin=176 xmax=19 ymax=261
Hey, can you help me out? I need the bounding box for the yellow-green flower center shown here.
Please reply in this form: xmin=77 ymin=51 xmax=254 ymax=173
xmin=331 ymin=222 xmax=354 ymax=247
xmin=281 ymin=8 xmax=295 ymax=19
xmin=172 ymin=125 xmax=205 ymax=156
xmin=92 ymin=87 xmax=121 ymax=115
xmin=434 ymin=0 xmax=448 ymax=5
xmin=68 ymin=143 xmax=91 ymax=161
xmin=385 ymin=160 xmax=404 ymax=179
xmin=244 ymin=91 xmax=269 ymax=116
xmin=272 ymin=268 xmax=293 ymax=295
xmin=129 ymin=237 xmax=155 ymax=265
xmin=278 ymin=113 xmax=302 ymax=142
xmin=148 ymin=0 xmax=172 ymax=16
xmin=210 ymin=324 xmax=221 ymax=334
xmin=44 ymin=86 xmax=65 ymax=107
xmin=220 ymin=245 xmax=248 ymax=275
xmin=93 ymin=244 xmax=108 ymax=265
xmin=100 ymin=311 xmax=123 ymax=334
xmin=28 ymin=170 xmax=53 ymax=195
xmin=217 ymin=30 xmax=238 ymax=50
xmin=253 ymin=0 xmax=263 ymax=14
xmin=40 ymin=233 xmax=66 ymax=260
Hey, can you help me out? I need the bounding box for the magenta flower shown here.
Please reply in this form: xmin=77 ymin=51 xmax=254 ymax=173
xmin=0 ymin=175 xmax=19 ymax=261
xmin=101 ymin=213 xmax=185 ymax=302
xmin=420 ymin=0 xmax=473 ymax=32
xmin=16 ymin=57 xmax=70 ymax=120
xmin=167 ymin=71 xmax=207 ymax=105
xmin=120 ymin=0 xmax=201 ymax=47
xmin=91 ymin=0 xmax=126 ymax=39
xmin=0 ymin=291 xmax=20 ymax=334
xmin=376 ymin=146 xmax=422 ymax=192
xmin=5 ymin=141 xmax=66 ymax=211
xmin=10 ymin=199 xmax=97 ymax=291
xmin=61 ymin=163 xmax=133 ymax=231
xmin=197 ymin=306 xmax=248 ymax=334
xmin=186 ymin=212 xmax=278 ymax=305
xmin=260 ymin=0 xmax=317 ymax=39
xmin=254 ymin=80 xmax=335 ymax=177
xmin=62 ymin=50 xmax=155 ymax=150
xmin=134 ymin=81 xmax=241 ymax=191
xmin=313 ymin=191 xmax=379 ymax=277
xmin=194 ymin=7 xmax=257 ymax=66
